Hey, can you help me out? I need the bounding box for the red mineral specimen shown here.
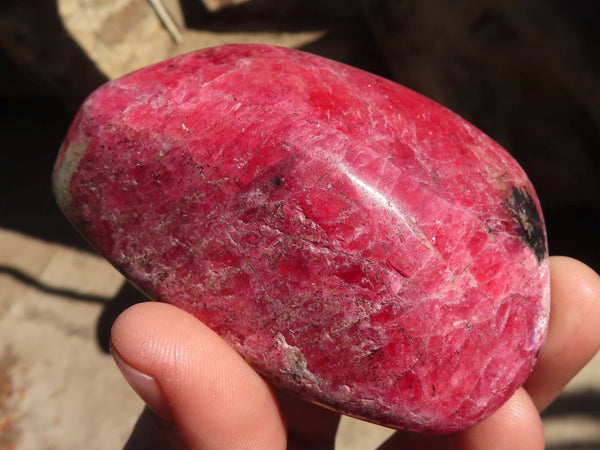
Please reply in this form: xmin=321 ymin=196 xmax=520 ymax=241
xmin=53 ymin=44 xmax=550 ymax=433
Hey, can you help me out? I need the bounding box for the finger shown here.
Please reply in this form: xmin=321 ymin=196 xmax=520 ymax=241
xmin=111 ymin=301 xmax=286 ymax=450
xmin=451 ymin=388 xmax=544 ymax=450
xmin=377 ymin=387 xmax=544 ymax=450
xmin=523 ymin=256 xmax=600 ymax=411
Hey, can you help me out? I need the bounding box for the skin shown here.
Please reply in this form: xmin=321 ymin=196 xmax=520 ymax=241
xmin=110 ymin=256 xmax=600 ymax=450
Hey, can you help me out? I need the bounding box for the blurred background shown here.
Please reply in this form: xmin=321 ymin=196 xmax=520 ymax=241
xmin=1 ymin=0 xmax=598 ymax=448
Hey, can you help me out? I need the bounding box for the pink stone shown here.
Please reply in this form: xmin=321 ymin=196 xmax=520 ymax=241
xmin=53 ymin=44 xmax=550 ymax=433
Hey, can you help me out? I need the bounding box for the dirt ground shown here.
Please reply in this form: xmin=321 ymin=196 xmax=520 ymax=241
xmin=1 ymin=0 xmax=599 ymax=448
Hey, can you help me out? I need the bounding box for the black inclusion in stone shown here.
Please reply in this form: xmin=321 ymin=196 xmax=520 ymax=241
xmin=507 ymin=186 xmax=547 ymax=263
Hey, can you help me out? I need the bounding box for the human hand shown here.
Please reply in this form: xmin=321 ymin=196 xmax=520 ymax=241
xmin=110 ymin=256 xmax=600 ymax=449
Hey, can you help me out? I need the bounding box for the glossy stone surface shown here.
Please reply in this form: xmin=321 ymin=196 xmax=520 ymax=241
xmin=53 ymin=44 xmax=550 ymax=433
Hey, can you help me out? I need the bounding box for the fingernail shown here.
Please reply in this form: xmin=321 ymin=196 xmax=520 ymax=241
xmin=110 ymin=341 xmax=173 ymax=425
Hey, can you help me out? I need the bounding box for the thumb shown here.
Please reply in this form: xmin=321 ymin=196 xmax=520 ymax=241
xmin=110 ymin=302 xmax=286 ymax=450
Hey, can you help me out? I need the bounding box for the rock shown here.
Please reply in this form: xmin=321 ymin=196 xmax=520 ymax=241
xmin=361 ymin=0 xmax=600 ymax=214
xmin=53 ymin=44 xmax=550 ymax=433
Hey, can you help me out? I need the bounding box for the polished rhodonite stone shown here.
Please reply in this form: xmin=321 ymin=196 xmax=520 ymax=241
xmin=53 ymin=44 xmax=550 ymax=433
